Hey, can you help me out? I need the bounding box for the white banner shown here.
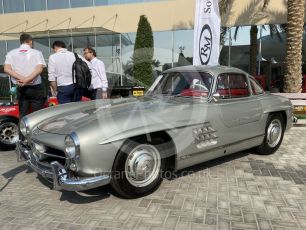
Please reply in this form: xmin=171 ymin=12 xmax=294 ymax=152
xmin=193 ymin=0 xmax=221 ymax=66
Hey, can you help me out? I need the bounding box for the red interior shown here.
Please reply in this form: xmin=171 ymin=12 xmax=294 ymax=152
xmin=217 ymin=88 xmax=249 ymax=97
xmin=180 ymin=89 xmax=208 ymax=97
xmin=0 ymin=96 xmax=90 ymax=119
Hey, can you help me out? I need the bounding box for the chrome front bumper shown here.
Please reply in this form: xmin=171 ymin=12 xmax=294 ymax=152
xmin=16 ymin=141 xmax=111 ymax=191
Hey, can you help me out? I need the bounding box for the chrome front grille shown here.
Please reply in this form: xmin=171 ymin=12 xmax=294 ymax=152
xmin=30 ymin=141 xmax=67 ymax=165
xmin=45 ymin=146 xmax=67 ymax=159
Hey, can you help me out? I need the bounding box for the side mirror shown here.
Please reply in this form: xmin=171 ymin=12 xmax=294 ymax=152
xmin=212 ymin=92 xmax=221 ymax=102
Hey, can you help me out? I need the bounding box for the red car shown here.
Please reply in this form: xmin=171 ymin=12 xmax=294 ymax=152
xmin=0 ymin=97 xmax=90 ymax=150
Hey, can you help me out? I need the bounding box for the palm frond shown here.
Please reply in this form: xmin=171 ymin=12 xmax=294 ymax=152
xmin=219 ymin=0 xmax=231 ymax=16
xmin=263 ymin=0 xmax=271 ymax=10
xmin=233 ymin=27 xmax=240 ymax=41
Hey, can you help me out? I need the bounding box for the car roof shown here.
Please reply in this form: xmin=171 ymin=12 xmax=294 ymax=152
xmin=163 ymin=65 xmax=248 ymax=76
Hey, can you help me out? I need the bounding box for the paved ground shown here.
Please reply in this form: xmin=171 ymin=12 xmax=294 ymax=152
xmin=1 ymin=127 xmax=306 ymax=230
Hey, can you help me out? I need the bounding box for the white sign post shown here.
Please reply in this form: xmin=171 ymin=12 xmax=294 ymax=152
xmin=193 ymin=0 xmax=221 ymax=66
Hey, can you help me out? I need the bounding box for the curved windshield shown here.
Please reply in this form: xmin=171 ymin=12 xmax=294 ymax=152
xmin=147 ymin=72 xmax=213 ymax=98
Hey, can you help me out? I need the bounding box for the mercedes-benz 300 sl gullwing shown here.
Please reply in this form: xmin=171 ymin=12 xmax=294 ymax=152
xmin=17 ymin=66 xmax=293 ymax=198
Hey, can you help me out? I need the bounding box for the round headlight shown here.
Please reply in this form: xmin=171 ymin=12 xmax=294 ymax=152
xmin=20 ymin=117 xmax=29 ymax=137
xmin=64 ymin=133 xmax=80 ymax=159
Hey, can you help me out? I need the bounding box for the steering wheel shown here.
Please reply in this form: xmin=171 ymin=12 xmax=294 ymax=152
xmin=191 ymin=83 xmax=208 ymax=91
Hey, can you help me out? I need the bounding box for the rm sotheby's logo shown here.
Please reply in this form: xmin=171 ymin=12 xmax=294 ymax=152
xmin=199 ymin=24 xmax=212 ymax=65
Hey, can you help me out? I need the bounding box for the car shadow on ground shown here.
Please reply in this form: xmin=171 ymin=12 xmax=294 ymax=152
xmin=1 ymin=164 xmax=28 ymax=192
xmin=59 ymin=186 xmax=112 ymax=203
xmin=36 ymin=174 xmax=112 ymax=203
xmin=166 ymin=150 xmax=250 ymax=180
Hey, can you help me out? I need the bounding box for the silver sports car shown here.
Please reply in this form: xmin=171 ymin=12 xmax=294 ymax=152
xmin=17 ymin=66 xmax=293 ymax=198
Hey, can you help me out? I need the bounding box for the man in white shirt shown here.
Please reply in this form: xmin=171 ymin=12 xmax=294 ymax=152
xmin=48 ymin=41 xmax=81 ymax=104
xmin=4 ymin=33 xmax=46 ymax=118
xmin=83 ymin=47 xmax=108 ymax=99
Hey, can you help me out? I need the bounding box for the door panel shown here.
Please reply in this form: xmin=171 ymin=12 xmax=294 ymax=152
xmin=216 ymin=73 xmax=263 ymax=142
xmin=219 ymin=98 xmax=262 ymax=127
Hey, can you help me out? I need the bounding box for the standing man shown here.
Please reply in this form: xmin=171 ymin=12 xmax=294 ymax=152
xmin=48 ymin=41 xmax=81 ymax=104
xmin=83 ymin=47 xmax=108 ymax=99
xmin=4 ymin=33 xmax=46 ymax=118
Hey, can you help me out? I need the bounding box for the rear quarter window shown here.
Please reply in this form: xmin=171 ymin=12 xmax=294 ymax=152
xmin=249 ymin=77 xmax=264 ymax=95
xmin=216 ymin=73 xmax=250 ymax=99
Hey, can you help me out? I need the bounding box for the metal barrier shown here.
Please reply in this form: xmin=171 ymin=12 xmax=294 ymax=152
xmin=0 ymin=74 xmax=13 ymax=102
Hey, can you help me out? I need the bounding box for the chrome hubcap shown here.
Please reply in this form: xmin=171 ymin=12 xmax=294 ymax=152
xmin=267 ymin=119 xmax=282 ymax=148
xmin=0 ymin=122 xmax=18 ymax=145
xmin=125 ymin=144 xmax=161 ymax=187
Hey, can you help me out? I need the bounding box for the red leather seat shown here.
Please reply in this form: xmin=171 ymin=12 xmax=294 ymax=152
xmin=217 ymin=89 xmax=230 ymax=97
xmin=230 ymin=89 xmax=249 ymax=97
xmin=217 ymin=89 xmax=249 ymax=97
xmin=180 ymin=89 xmax=208 ymax=97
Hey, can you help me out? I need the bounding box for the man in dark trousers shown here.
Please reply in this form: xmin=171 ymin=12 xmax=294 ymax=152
xmin=4 ymin=33 xmax=46 ymax=118
xmin=48 ymin=41 xmax=82 ymax=104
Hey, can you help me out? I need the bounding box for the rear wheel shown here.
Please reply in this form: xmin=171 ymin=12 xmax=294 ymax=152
xmin=255 ymin=114 xmax=285 ymax=155
xmin=111 ymin=137 xmax=169 ymax=198
xmin=0 ymin=117 xmax=19 ymax=151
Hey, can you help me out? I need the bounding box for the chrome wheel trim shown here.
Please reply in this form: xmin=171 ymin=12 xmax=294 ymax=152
xmin=267 ymin=119 xmax=282 ymax=148
xmin=125 ymin=144 xmax=161 ymax=188
xmin=0 ymin=122 xmax=18 ymax=145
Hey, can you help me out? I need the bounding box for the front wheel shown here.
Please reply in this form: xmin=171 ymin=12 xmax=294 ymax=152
xmin=255 ymin=114 xmax=285 ymax=155
xmin=111 ymin=138 xmax=168 ymax=198
xmin=0 ymin=117 xmax=19 ymax=151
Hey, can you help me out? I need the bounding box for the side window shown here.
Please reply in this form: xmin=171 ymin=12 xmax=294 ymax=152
xmin=216 ymin=73 xmax=250 ymax=99
xmin=228 ymin=74 xmax=250 ymax=98
xmin=216 ymin=74 xmax=231 ymax=99
xmin=249 ymin=77 xmax=264 ymax=95
xmin=161 ymin=73 xmax=188 ymax=95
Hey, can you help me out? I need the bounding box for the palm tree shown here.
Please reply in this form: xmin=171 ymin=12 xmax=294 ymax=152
xmin=284 ymin=0 xmax=305 ymax=93
xmin=219 ymin=0 xmax=271 ymax=76
xmin=249 ymin=25 xmax=258 ymax=76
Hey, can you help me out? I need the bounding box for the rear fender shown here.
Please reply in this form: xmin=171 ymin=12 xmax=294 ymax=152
xmin=0 ymin=106 xmax=19 ymax=118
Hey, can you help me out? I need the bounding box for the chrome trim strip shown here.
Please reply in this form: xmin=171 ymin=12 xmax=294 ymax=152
xmin=179 ymin=134 xmax=265 ymax=160
xmin=42 ymin=152 xmax=67 ymax=160
xmin=16 ymin=140 xmax=27 ymax=162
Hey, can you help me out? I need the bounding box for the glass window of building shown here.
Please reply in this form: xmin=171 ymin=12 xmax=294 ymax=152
xmin=34 ymin=38 xmax=50 ymax=61
xmin=70 ymin=0 xmax=93 ymax=8
xmin=96 ymin=34 xmax=121 ymax=73
xmin=220 ymin=26 xmax=251 ymax=72
xmin=173 ymin=29 xmax=194 ymax=68
xmin=95 ymin=33 xmax=123 ymax=86
xmin=153 ymin=31 xmax=173 ymax=73
xmin=3 ymin=0 xmax=24 ymax=13
xmin=121 ymin=32 xmax=135 ymax=84
xmin=122 ymin=0 xmax=143 ymax=4
xmin=7 ymin=40 xmax=20 ymax=51
xmin=50 ymin=37 xmax=73 ymax=52
xmin=25 ymin=0 xmax=46 ymax=11
xmin=0 ymin=0 xmax=3 ymax=14
xmin=47 ymin=0 xmax=69 ymax=10
xmin=0 ymin=41 xmax=6 ymax=65
xmin=95 ymin=0 xmax=120 ymax=6
xmin=122 ymin=32 xmax=135 ymax=58
xmin=72 ymin=35 xmax=95 ymax=55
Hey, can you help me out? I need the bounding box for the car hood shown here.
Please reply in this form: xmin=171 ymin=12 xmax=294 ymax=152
xmin=37 ymin=96 xmax=203 ymax=135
